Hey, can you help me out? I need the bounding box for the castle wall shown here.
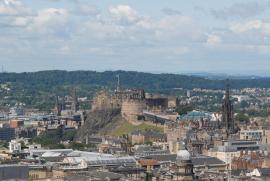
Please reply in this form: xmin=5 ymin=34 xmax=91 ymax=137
xmin=92 ymin=91 xmax=121 ymax=111
xmin=146 ymin=98 xmax=168 ymax=112
xmin=121 ymin=100 xmax=146 ymax=122
xmin=91 ymin=89 xmax=178 ymax=123
xmin=168 ymin=96 xmax=178 ymax=108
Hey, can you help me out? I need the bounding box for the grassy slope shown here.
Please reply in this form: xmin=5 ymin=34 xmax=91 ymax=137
xmin=103 ymin=118 xmax=164 ymax=137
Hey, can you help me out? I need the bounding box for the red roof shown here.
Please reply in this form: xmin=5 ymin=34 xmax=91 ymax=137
xmin=139 ymin=159 xmax=159 ymax=166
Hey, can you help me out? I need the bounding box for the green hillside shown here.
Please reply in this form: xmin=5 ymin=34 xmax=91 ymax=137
xmin=0 ymin=70 xmax=270 ymax=111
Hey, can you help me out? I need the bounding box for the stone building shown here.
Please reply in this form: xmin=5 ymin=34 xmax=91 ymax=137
xmin=164 ymin=123 xmax=188 ymax=142
xmin=29 ymin=166 xmax=53 ymax=180
xmin=138 ymin=159 xmax=160 ymax=172
xmin=145 ymin=93 xmax=168 ymax=112
xmin=91 ymin=89 xmax=178 ymax=122
xmin=231 ymin=151 xmax=265 ymax=170
xmin=91 ymin=90 xmax=122 ymax=111
xmin=131 ymin=130 xmax=167 ymax=145
xmin=240 ymin=129 xmax=263 ymax=141
xmin=173 ymin=144 xmax=194 ymax=181
xmin=121 ymin=99 xmax=146 ymax=121
xmin=164 ymin=123 xmax=189 ymax=153
xmin=262 ymin=129 xmax=270 ymax=144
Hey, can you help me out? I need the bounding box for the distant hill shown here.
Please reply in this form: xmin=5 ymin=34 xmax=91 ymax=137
xmin=1 ymin=70 xmax=270 ymax=90
xmin=185 ymin=72 xmax=264 ymax=80
xmin=1 ymin=70 xmax=270 ymax=111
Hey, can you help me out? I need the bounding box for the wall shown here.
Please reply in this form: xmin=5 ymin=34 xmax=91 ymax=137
xmin=0 ymin=165 xmax=29 ymax=180
xmin=208 ymin=151 xmax=240 ymax=169
xmin=121 ymin=100 xmax=146 ymax=122
xmin=262 ymin=130 xmax=270 ymax=144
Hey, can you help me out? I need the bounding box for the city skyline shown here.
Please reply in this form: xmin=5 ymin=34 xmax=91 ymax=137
xmin=1 ymin=0 xmax=270 ymax=75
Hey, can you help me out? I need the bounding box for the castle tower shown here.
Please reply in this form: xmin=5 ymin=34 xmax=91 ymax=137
xmin=222 ymin=79 xmax=235 ymax=134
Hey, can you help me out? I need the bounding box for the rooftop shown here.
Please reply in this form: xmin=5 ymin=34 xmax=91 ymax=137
xmin=192 ymin=155 xmax=226 ymax=166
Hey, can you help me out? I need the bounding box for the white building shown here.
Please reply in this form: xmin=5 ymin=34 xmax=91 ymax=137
xmin=63 ymin=151 xmax=136 ymax=168
xmin=232 ymin=95 xmax=250 ymax=102
xmin=240 ymin=129 xmax=263 ymax=141
xmin=29 ymin=149 xmax=73 ymax=157
xmin=208 ymin=140 xmax=261 ymax=169
xmin=9 ymin=105 xmax=25 ymax=117
xmin=9 ymin=140 xmax=21 ymax=153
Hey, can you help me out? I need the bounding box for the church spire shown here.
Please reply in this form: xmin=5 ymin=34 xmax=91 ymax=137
xmin=225 ymin=79 xmax=230 ymax=100
xmin=222 ymin=79 xmax=235 ymax=135
xmin=72 ymin=87 xmax=79 ymax=113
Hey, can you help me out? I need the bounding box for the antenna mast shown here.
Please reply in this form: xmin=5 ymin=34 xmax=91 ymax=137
xmin=116 ymin=74 xmax=120 ymax=91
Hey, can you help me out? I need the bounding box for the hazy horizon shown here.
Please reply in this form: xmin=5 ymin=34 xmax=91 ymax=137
xmin=2 ymin=68 xmax=270 ymax=77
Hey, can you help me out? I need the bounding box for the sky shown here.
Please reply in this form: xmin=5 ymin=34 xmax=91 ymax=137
xmin=1 ymin=0 xmax=270 ymax=75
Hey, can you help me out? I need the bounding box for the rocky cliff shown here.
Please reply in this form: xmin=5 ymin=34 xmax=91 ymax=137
xmin=76 ymin=108 xmax=122 ymax=141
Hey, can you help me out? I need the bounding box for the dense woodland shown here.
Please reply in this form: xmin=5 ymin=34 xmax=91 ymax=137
xmin=1 ymin=70 xmax=270 ymax=90
xmin=0 ymin=70 xmax=270 ymax=111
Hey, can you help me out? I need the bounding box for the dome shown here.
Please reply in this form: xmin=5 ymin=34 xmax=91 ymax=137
xmin=176 ymin=150 xmax=191 ymax=161
xmin=178 ymin=110 xmax=212 ymax=121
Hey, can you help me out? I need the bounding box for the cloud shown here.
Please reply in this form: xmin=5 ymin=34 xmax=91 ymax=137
xmin=73 ymin=4 xmax=99 ymax=16
xmin=1 ymin=1 xmax=270 ymax=73
xmin=13 ymin=16 xmax=29 ymax=26
xmin=79 ymin=13 xmax=202 ymax=49
xmin=206 ymin=34 xmax=222 ymax=47
xmin=0 ymin=1 xmax=202 ymax=59
xmin=244 ymin=44 xmax=270 ymax=55
xmin=3 ymin=0 xmax=21 ymax=6
xmin=153 ymin=15 xmax=202 ymax=42
xmin=203 ymin=25 xmax=270 ymax=56
xmin=0 ymin=0 xmax=31 ymax=16
xmin=230 ymin=20 xmax=270 ymax=35
xmin=173 ymin=47 xmax=190 ymax=54
xmin=161 ymin=8 xmax=181 ymax=16
xmin=109 ymin=5 xmax=140 ymax=24
xmin=0 ymin=0 xmax=34 ymax=28
xmin=27 ymin=8 xmax=69 ymax=33
xmin=212 ymin=1 xmax=267 ymax=20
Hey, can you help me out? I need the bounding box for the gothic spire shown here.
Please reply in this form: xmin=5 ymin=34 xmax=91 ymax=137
xmin=225 ymin=79 xmax=230 ymax=100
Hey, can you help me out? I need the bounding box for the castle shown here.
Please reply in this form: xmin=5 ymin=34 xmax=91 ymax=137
xmin=91 ymin=89 xmax=178 ymax=123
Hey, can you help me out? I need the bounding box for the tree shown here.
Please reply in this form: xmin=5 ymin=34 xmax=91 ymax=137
xmin=19 ymin=141 xmax=27 ymax=149
xmin=176 ymin=105 xmax=193 ymax=115
xmin=68 ymin=142 xmax=85 ymax=150
xmin=56 ymin=125 xmax=64 ymax=140
xmin=32 ymin=133 xmax=59 ymax=146
xmin=235 ymin=113 xmax=249 ymax=123
xmin=62 ymin=130 xmax=77 ymax=141
xmin=240 ymin=100 xmax=249 ymax=108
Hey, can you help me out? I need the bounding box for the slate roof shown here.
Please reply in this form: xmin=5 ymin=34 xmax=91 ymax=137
xmin=259 ymin=168 xmax=270 ymax=176
xmin=109 ymin=166 xmax=146 ymax=173
xmin=135 ymin=145 xmax=162 ymax=152
xmin=144 ymin=154 xmax=177 ymax=162
xmin=88 ymin=170 xmax=125 ymax=180
xmin=134 ymin=145 xmax=169 ymax=156
xmin=191 ymin=155 xmax=226 ymax=166
xmin=145 ymin=154 xmax=226 ymax=166
xmin=230 ymin=170 xmax=247 ymax=177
